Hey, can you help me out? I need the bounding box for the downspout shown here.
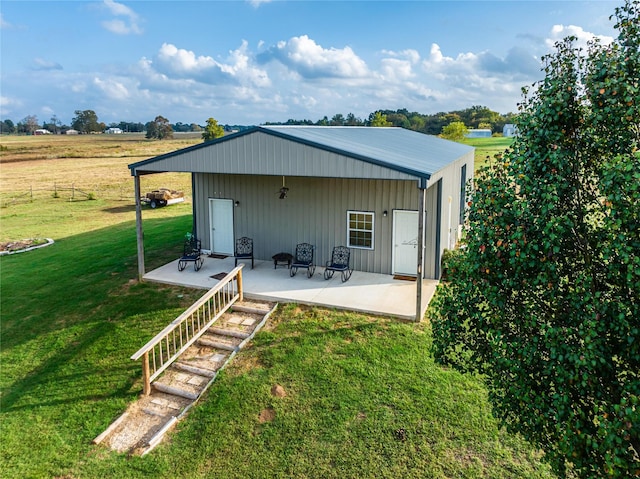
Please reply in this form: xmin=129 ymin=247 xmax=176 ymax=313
xmin=134 ymin=173 xmax=145 ymax=281
xmin=416 ymin=178 xmax=427 ymax=322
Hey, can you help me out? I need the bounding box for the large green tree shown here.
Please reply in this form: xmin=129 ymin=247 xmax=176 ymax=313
xmin=71 ymin=110 xmax=101 ymax=134
xmin=431 ymin=2 xmax=639 ymax=478
xmin=440 ymin=121 xmax=468 ymax=141
xmin=201 ymin=117 xmax=224 ymax=142
xmin=145 ymin=115 xmax=173 ymax=140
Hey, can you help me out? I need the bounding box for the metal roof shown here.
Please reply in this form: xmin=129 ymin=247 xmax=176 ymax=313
xmin=261 ymin=126 xmax=473 ymax=178
xmin=129 ymin=126 xmax=473 ymax=182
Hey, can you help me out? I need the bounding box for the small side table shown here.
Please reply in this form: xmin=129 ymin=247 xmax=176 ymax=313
xmin=272 ymin=252 xmax=293 ymax=269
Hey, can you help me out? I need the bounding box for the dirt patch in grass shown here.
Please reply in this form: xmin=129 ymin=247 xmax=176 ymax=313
xmin=258 ymin=407 xmax=276 ymax=423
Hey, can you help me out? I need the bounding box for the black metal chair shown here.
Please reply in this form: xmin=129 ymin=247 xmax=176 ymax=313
xmin=234 ymin=237 xmax=254 ymax=269
xmin=178 ymin=237 xmax=203 ymax=271
xmin=290 ymin=243 xmax=316 ymax=278
xmin=324 ymin=246 xmax=352 ymax=282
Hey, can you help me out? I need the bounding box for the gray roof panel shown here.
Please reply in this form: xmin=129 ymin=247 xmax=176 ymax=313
xmin=129 ymin=126 xmax=474 ymax=181
xmin=261 ymin=126 xmax=474 ymax=177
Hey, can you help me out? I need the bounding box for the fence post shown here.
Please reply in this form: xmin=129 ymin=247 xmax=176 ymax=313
xmin=72 ymin=183 xmax=75 ymax=201
xmin=30 ymin=185 xmax=33 ymax=200
xmin=142 ymin=351 xmax=151 ymax=395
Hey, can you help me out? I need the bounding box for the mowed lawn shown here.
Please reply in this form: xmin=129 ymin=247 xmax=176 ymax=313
xmin=0 ymin=134 xmax=552 ymax=478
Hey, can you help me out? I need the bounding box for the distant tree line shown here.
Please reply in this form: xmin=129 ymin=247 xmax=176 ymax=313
xmin=1 ymin=105 xmax=516 ymax=137
xmin=264 ymin=105 xmax=517 ymax=135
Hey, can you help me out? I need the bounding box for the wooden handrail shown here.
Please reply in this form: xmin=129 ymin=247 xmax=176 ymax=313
xmin=131 ymin=264 xmax=244 ymax=395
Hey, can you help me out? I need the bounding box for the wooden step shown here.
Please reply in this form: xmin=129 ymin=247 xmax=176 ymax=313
xmin=153 ymin=382 xmax=199 ymax=401
xmin=233 ymin=305 xmax=271 ymax=315
xmin=208 ymin=327 xmax=250 ymax=339
xmin=173 ymin=361 xmax=217 ymax=378
xmin=197 ymin=337 xmax=238 ymax=351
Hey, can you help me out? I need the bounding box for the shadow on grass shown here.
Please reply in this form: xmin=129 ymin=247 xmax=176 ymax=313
xmin=0 ymin=214 xmax=203 ymax=409
xmin=0 ymin=321 xmax=136 ymax=411
xmin=102 ymin=204 xmax=136 ymax=214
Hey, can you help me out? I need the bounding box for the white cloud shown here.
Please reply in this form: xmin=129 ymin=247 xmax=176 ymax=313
xmin=380 ymin=49 xmax=420 ymax=64
xmin=259 ymin=35 xmax=369 ymax=80
xmin=546 ymin=24 xmax=614 ymax=49
xmin=101 ymin=0 xmax=142 ymax=35
xmin=379 ymin=58 xmax=414 ymax=82
xmin=93 ymin=77 xmax=130 ymax=100
xmin=151 ymin=42 xmax=270 ymax=88
xmin=1 ymin=13 xmax=12 ymax=29
xmin=248 ymin=0 xmax=272 ymax=7
xmin=156 ymin=43 xmax=218 ymax=75
xmin=32 ymin=58 xmax=63 ymax=71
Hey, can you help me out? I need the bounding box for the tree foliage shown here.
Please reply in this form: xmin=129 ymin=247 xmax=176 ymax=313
xmin=431 ymin=2 xmax=639 ymax=477
xmin=18 ymin=115 xmax=39 ymax=134
xmin=369 ymin=111 xmax=392 ymax=127
xmin=440 ymin=121 xmax=468 ymax=141
xmin=145 ymin=115 xmax=173 ymax=140
xmin=71 ymin=110 xmax=102 ymax=134
xmin=201 ymin=117 xmax=225 ymax=142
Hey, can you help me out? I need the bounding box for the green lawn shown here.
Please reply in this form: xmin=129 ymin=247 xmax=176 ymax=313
xmin=1 ymin=210 xmax=553 ymax=478
xmin=462 ymin=136 xmax=515 ymax=170
xmin=0 ymin=135 xmax=552 ymax=478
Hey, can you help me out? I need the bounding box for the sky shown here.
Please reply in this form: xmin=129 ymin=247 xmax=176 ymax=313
xmin=0 ymin=0 xmax=621 ymax=127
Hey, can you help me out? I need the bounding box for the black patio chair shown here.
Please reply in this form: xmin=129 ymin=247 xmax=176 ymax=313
xmin=178 ymin=237 xmax=203 ymax=272
xmin=324 ymin=246 xmax=352 ymax=282
xmin=290 ymin=243 xmax=316 ymax=278
xmin=234 ymin=237 xmax=254 ymax=269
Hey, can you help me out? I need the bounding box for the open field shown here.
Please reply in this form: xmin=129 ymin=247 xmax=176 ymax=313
xmin=0 ymin=134 xmax=545 ymax=478
xmin=0 ymin=134 xmax=200 ymax=242
xmin=462 ymin=136 xmax=515 ymax=170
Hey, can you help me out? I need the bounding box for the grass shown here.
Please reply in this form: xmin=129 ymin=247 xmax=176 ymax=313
xmin=0 ymin=134 xmax=553 ymax=478
xmin=462 ymin=136 xmax=515 ymax=170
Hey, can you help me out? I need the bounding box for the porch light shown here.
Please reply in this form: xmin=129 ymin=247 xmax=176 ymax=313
xmin=235 ymin=201 xmax=240 ymax=207
xmin=279 ymin=176 xmax=288 ymax=199
xmin=383 ymin=210 xmax=388 ymax=217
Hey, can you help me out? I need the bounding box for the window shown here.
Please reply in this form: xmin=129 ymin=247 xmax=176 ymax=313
xmin=347 ymin=211 xmax=374 ymax=250
xmin=459 ymin=164 xmax=467 ymax=223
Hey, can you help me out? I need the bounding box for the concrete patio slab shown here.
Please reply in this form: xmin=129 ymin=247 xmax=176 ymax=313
xmin=143 ymin=255 xmax=438 ymax=321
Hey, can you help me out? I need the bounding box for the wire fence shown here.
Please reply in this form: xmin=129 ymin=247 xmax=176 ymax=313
xmin=0 ymin=183 xmax=136 ymax=208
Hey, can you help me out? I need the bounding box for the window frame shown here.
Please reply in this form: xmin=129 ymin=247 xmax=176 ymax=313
xmin=346 ymin=210 xmax=375 ymax=250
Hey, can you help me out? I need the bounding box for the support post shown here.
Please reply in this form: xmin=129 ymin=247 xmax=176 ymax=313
xmin=237 ymin=266 xmax=244 ymax=302
xmin=134 ymin=174 xmax=145 ymax=281
xmin=142 ymin=351 xmax=151 ymax=396
xmin=416 ymin=186 xmax=426 ymax=322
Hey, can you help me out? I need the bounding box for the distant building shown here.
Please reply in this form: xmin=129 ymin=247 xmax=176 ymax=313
xmin=106 ymin=127 xmax=123 ymax=134
xmin=464 ymin=129 xmax=492 ymax=138
xmin=65 ymin=129 xmax=79 ymax=135
xmin=503 ymin=124 xmax=517 ymax=137
xmin=33 ymin=129 xmax=51 ymax=135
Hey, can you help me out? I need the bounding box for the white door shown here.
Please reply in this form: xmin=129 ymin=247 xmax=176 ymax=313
xmin=392 ymin=210 xmax=419 ymax=276
xmin=209 ymin=198 xmax=234 ymax=254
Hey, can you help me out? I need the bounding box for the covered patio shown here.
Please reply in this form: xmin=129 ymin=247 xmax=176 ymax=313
xmin=143 ymin=256 xmax=438 ymax=321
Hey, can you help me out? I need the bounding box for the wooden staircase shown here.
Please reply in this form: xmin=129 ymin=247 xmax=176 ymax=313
xmin=93 ymin=266 xmax=277 ymax=455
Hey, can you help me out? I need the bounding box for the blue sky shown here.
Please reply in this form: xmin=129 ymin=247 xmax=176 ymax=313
xmin=0 ymin=1 xmax=620 ymax=126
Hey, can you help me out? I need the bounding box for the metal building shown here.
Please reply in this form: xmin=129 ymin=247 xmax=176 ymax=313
xmin=129 ymin=126 xmax=474 ymax=302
